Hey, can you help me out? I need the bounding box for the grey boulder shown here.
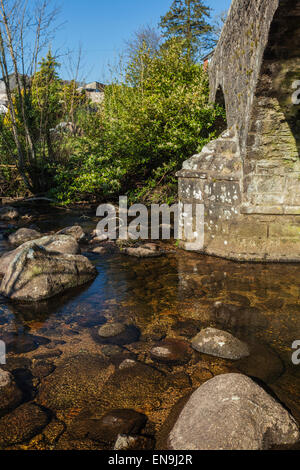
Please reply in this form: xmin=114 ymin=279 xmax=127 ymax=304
xmin=0 ymin=234 xmax=80 ymax=275
xmin=167 ymin=373 xmax=299 ymax=450
xmin=0 ymin=243 xmax=97 ymax=301
xmin=56 ymin=225 xmax=86 ymax=242
xmin=8 ymin=227 xmax=42 ymax=246
xmin=191 ymin=327 xmax=249 ymax=360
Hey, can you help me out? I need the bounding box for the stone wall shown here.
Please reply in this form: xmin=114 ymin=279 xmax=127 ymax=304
xmin=177 ymin=0 xmax=300 ymax=262
xmin=209 ymin=0 xmax=280 ymax=155
xmin=243 ymin=0 xmax=300 ymax=213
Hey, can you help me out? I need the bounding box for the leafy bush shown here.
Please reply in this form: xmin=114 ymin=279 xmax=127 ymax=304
xmin=52 ymin=39 xmax=225 ymax=204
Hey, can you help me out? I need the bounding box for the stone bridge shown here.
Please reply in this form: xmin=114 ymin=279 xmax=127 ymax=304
xmin=177 ymin=0 xmax=300 ymax=261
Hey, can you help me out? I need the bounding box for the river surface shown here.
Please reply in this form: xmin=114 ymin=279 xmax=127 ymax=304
xmin=0 ymin=208 xmax=300 ymax=449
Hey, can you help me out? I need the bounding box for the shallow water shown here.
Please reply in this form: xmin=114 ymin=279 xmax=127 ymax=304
xmin=0 ymin=211 xmax=300 ymax=449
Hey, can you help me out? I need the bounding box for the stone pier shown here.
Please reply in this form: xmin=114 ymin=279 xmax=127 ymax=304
xmin=177 ymin=0 xmax=300 ymax=261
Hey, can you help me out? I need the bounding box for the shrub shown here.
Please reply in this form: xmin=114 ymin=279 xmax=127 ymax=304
xmin=52 ymin=39 xmax=225 ymax=204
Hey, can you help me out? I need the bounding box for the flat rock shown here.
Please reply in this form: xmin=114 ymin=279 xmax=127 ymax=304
xmin=0 ymin=369 xmax=23 ymax=417
xmin=0 ymin=244 xmax=97 ymax=301
xmin=122 ymin=247 xmax=163 ymax=258
xmin=31 ymin=361 xmax=55 ymax=379
xmin=150 ymin=338 xmax=192 ymax=365
xmin=191 ymin=328 xmax=250 ymax=360
xmin=236 ymin=342 xmax=285 ymax=384
xmin=3 ymin=333 xmax=50 ymax=354
xmin=167 ymin=374 xmax=300 ymax=450
xmin=94 ymin=362 xmax=176 ymax=415
xmin=68 ymin=409 xmax=147 ymax=444
xmin=0 ymin=206 xmax=19 ymax=221
xmin=8 ymin=228 xmax=41 ymax=246
xmin=0 ymin=403 xmax=49 ymax=448
xmin=212 ymin=302 xmax=267 ymax=332
xmin=37 ymin=354 xmax=113 ymax=411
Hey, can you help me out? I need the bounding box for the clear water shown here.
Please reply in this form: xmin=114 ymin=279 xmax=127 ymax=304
xmin=0 ymin=210 xmax=299 ymax=449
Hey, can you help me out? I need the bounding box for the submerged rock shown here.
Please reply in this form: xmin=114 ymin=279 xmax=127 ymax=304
xmin=150 ymin=338 xmax=192 ymax=365
xmin=211 ymin=302 xmax=267 ymax=332
xmin=0 ymin=369 xmax=23 ymax=417
xmin=0 ymin=403 xmax=49 ymax=448
xmin=0 ymin=234 xmax=80 ymax=275
xmin=119 ymin=359 xmax=137 ymax=370
xmin=8 ymin=228 xmax=42 ymax=246
xmin=114 ymin=434 xmax=154 ymax=450
xmin=236 ymin=342 xmax=285 ymax=384
xmin=0 ymin=206 xmax=19 ymax=221
xmin=171 ymin=319 xmax=200 ymax=339
xmin=121 ymin=247 xmax=163 ymax=258
xmin=56 ymin=225 xmax=86 ymax=242
xmin=68 ymin=409 xmax=147 ymax=444
xmin=3 ymin=332 xmax=50 ymax=354
xmin=97 ymin=322 xmax=140 ymax=346
xmin=167 ymin=374 xmax=300 ymax=450
xmin=191 ymin=328 xmax=250 ymax=360
xmin=31 ymin=361 xmax=55 ymax=379
xmin=94 ymin=362 xmax=180 ymax=415
xmin=0 ymin=244 xmax=97 ymax=301
xmin=37 ymin=354 xmax=113 ymax=411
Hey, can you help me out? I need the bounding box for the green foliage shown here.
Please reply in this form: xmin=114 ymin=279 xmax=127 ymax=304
xmin=159 ymin=0 xmax=213 ymax=62
xmin=52 ymin=39 xmax=225 ymax=204
xmin=0 ymin=36 xmax=225 ymax=205
xmin=0 ymin=50 xmax=87 ymax=194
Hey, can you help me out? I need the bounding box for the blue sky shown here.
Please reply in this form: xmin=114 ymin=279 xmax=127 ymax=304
xmin=54 ymin=0 xmax=232 ymax=83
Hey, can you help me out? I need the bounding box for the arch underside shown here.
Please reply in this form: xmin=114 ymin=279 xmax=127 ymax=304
xmin=244 ymin=0 xmax=300 ymax=212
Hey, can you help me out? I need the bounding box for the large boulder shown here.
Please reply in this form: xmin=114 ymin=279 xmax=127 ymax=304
xmin=0 ymin=206 xmax=19 ymax=221
xmin=167 ymin=374 xmax=299 ymax=450
xmin=0 ymin=244 xmax=97 ymax=301
xmin=56 ymin=225 xmax=86 ymax=242
xmin=0 ymin=234 xmax=80 ymax=275
xmin=191 ymin=328 xmax=250 ymax=360
xmin=8 ymin=228 xmax=42 ymax=246
xmin=26 ymin=234 xmax=80 ymax=254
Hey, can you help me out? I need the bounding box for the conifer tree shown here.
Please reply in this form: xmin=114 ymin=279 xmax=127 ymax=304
xmin=159 ymin=0 xmax=212 ymax=62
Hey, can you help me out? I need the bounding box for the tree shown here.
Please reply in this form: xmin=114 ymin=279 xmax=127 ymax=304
xmin=125 ymin=24 xmax=162 ymax=60
xmin=159 ymin=0 xmax=212 ymax=62
xmin=52 ymin=39 xmax=225 ymax=204
xmin=31 ymin=51 xmax=62 ymax=160
xmin=0 ymin=0 xmax=59 ymax=193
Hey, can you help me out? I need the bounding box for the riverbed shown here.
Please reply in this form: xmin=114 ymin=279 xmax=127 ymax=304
xmin=0 ymin=207 xmax=299 ymax=450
